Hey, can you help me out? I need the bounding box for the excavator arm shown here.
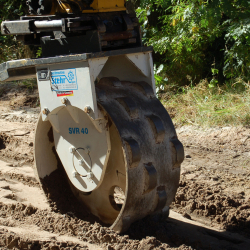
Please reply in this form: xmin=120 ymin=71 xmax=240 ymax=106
xmin=27 ymin=0 xmax=126 ymax=15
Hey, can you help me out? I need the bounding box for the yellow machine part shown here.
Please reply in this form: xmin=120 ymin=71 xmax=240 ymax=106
xmin=51 ymin=0 xmax=126 ymax=14
xmin=83 ymin=0 xmax=126 ymax=13
xmin=54 ymin=1 xmax=72 ymax=14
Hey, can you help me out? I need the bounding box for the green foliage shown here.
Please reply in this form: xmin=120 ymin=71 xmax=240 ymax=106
xmin=0 ymin=0 xmax=26 ymax=21
xmin=36 ymin=47 xmax=43 ymax=58
xmin=0 ymin=0 xmax=29 ymax=63
xmin=137 ymin=0 xmax=250 ymax=85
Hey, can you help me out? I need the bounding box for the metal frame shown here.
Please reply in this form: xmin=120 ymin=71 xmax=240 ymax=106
xmin=0 ymin=47 xmax=155 ymax=121
xmin=0 ymin=47 xmax=152 ymax=81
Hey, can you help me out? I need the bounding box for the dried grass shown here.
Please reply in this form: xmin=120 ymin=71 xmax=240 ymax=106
xmin=162 ymin=79 xmax=250 ymax=127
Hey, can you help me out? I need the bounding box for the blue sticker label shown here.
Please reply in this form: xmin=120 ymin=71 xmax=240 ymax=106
xmin=51 ymin=68 xmax=78 ymax=91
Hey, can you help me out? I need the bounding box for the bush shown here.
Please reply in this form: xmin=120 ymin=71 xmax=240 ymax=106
xmin=137 ymin=0 xmax=250 ymax=85
xmin=0 ymin=0 xmax=33 ymax=63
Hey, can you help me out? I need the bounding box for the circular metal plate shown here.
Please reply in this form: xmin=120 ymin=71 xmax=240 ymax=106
xmin=52 ymin=107 xmax=110 ymax=192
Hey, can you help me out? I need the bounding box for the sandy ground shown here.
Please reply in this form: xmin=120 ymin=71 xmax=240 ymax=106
xmin=0 ymin=83 xmax=249 ymax=250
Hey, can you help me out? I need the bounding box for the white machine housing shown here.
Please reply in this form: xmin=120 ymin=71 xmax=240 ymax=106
xmin=35 ymin=51 xmax=155 ymax=193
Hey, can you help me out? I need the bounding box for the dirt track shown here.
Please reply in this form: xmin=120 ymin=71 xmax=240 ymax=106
xmin=0 ymin=83 xmax=249 ymax=250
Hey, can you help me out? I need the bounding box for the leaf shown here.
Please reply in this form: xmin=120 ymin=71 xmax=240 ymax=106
xmin=209 ymin=78 xmax=218 ymax=88
xmin=211 ymin=68 xmax=219 ymax=75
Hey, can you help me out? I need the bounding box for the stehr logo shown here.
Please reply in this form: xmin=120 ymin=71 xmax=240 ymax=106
xmin=51 ymin=69 xmax=78 ymax=91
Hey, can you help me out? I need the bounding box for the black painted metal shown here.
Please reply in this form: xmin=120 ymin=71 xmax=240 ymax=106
xmin=41 ymin=31 xmax=101 ymax=57
xmin=1 ymin=12 xmax=141 ymax=57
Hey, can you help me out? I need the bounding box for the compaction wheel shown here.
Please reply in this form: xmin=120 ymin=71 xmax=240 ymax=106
xmin=34 ymin=77 xmax=184 ymax=233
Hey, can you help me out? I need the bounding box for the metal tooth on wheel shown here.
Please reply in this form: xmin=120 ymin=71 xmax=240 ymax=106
xmin=170 ymin=138 xmax=185 ymax=168
xmin=116 ymin=97 xmax=139 ymax=119
xmin=34 ymin=77 xmax=184 ymax=233
xmin=130 ymin=81 xmax=155 ymax=98
xmin=143 ymin=163 xmax=157 ymax=194
xmin=155 ymin=186 xmax=168 ymax=211
xmin=98 ymin=77 xmax=122 ymax=87
xmin=146 ymin=115 xmax=165 ymax=144
xmin=122 ymin=138 xmax=141 ymax=168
